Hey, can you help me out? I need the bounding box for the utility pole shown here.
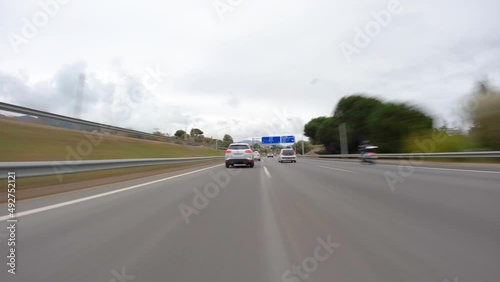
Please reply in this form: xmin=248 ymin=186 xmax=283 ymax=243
xmin=301 ymin=134 xmax=305 ymax=155
xmin=74 ymin=73 xmax=86 ymax=119
xmin=336 ymin=110 xmax=348 ymax=156
xmin=339 ymin=122 xmax=348 ymax=156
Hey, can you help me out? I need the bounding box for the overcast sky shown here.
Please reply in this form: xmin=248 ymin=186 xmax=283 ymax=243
xmin=1 ymin=0 xmax=499 ymax=141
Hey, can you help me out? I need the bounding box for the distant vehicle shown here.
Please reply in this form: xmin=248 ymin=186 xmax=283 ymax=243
xmin=359 ymin=145 xmax=378 ymax=164
xmin=278 ymin=148 xmax=297 ymax=163
xmin=267 ymin=152 xmax=274 ymax=158
xmin=225 ymin=143 xmax=254 ymax=168
xmin=253 ymin=151 xmax=261 ymax=161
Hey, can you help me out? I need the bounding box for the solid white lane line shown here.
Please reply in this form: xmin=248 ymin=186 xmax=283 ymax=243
xmin=318 ymin=165 xmax=359 ymax=174
xmin=0 ymin=164 xmax=223 ymax=221
xmin=264 ymin=166 xmax=272 ymax=178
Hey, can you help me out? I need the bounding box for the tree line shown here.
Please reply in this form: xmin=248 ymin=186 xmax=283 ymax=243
xmin=304 ymin=81 xmax=500 ymax=154
xmin=153 ymin=128 xmax=235 ymax=149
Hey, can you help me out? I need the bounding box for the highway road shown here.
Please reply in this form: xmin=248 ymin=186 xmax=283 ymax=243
xmin=1 ymin=158 xmax=499 ymax=282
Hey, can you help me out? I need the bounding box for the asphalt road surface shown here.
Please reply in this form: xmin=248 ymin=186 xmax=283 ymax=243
xmin=1 ymin=158 xmax=499 ymax=282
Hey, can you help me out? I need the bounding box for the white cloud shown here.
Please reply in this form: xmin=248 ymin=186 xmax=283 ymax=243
xmin=1 ymin=0 xmax=499 ymax=141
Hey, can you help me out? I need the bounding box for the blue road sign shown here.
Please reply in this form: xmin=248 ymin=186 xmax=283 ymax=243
xmin=281 ymin=136 xmax=295 ymax=143
xmin=262 ymin=135 xmax=295 ymax=144
xmin=261 ymin=136 xmax=281 ymax=144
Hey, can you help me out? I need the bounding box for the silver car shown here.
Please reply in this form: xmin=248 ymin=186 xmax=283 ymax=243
xmin=225 ymin=143 xmax=254 ymax=168
xmin=278 ymin=148 xmax=297 ymax=163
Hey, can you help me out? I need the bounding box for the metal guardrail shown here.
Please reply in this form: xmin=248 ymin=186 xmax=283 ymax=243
xmin=303 ymin=151 xmax=500 ymax=159
xmin=0 ymin=102 xmax=181 ymax=142
xmin=0 ymin=156 xmax=224 ymax=178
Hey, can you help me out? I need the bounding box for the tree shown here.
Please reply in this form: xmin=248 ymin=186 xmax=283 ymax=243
xmin=305 ymin=94 xmax=433 ymax=153
xmin=304 ymin=116 xmax=328 ymax=144
xmin=269 ymin=145 xmax=283 ymax=154
xmin=467 ymin=81 xmax=500 ymax=150
xmin=294 ymin=141 xmax=313 ymax=154
xmin=190 ymin=128 xmax=204 ymax=142
xmin=316 ymin=117 xmax=341 ymax=153
xmin=190 ymin=128 xmax=204 ymax=137
xmin=152 ymin=131 xmax=165 ymax=137
xmin=367 ymin=102 xmax=432 ymax=152
xmin=333 ymin=95 xmax=384 ymax=152
xmin=174 ymin=129 xmax=186 ymax=138
xmin=222 ymin=134 xmax=233 ymax=143
xmin=217 ymin=134 xmax=234 ymax=149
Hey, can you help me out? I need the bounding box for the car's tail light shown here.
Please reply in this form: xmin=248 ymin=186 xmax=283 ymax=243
xmin=245 ymin=149 xmax=252 ymax=153
xmin=225 ymin=150 xmax=232 ymax=153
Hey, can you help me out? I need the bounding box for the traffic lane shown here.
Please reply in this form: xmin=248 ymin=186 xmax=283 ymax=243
xmin=261 ymin=158 xmax=347 ymax=281
xmin=266 ymin=158 xmax=500 ymax=282
xmin=126 ymin=162 xmax=270 ymax=282
xmin=298 ymin=157 xmax=500 ymax=228
xmin=260 ymin=160 xmax=357 ymax=282
xmin=1 ymin=164 xmax=223 ymax=281
xmin=0 ymin=163 xmax=255 ymax=282
xmin=265 ymin=159 xmax=433 ymax=282
xmin=295 ymin=158 xmax=500 ymax=243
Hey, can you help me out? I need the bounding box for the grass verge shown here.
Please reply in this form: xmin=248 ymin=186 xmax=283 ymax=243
xmin=0 ymin=160 xmax=222 ymax=203
xmin=0 ymin=118 xmax=223 ymax=161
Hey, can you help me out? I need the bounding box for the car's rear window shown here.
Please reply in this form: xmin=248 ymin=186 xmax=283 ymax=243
xmin=229 ymin=144 xmax=250 ymax=150
xmin=282 ymin=150 xmax=294 ymax=155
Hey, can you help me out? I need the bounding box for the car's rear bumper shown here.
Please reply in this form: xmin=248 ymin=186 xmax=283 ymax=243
xmin=280 ymin=157 xmax=296 ymax=162
xmin=225 ymin=159 xmax=254 ymax=165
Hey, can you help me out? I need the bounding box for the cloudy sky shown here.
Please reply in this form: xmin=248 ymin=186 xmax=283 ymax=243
xmin=1 ymin=0 xmax=499 ymax=141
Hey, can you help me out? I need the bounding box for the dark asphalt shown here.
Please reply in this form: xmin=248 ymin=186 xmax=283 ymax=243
xmin=1 ymin=159 xmax=499 ymax=282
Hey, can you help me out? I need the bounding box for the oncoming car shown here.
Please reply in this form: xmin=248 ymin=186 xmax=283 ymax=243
xmin=225 ymin=143 xmax=254 ymax=168
xmin=278 ymin=148 xmax=297 ymax=163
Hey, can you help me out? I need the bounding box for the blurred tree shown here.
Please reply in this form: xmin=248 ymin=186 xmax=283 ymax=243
xmin=174 ymin=129 xmax=186 ymax=138
xmin=251 ymin=143 xmax=261 ymax=151
xmin=333 ymin=95 xmax=384 ymax=152
xmin=468 ymin=81 xmax=500 ymax=150
xmin=316 ymin=117 xmax=341 ymax=153
xmin=304 ymin=94 xmax=433 ymax=153
xmin=271 ymin=145 xmax=283 ymax=152
xmin=294 ymin=140 xmax=313 ymax=154
xmin=304 ymin=116 xmax=328 ymax=144
xmin=333 ymin=95 xmax=383 ymax=120
xmin=367 ymin=103 xmax=433 ymax=153
xmin=222 ymin=134 xmax=233 ymax=143
xmin=190 ymin=128 xmax=204 ymax=142
xmin=219 ymin=134 xmax=234 ymax=148
xmin=190 ymin=128 xmax=203 ymax=137
xmin=152 ymin=131 xmax=165 ymax=136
